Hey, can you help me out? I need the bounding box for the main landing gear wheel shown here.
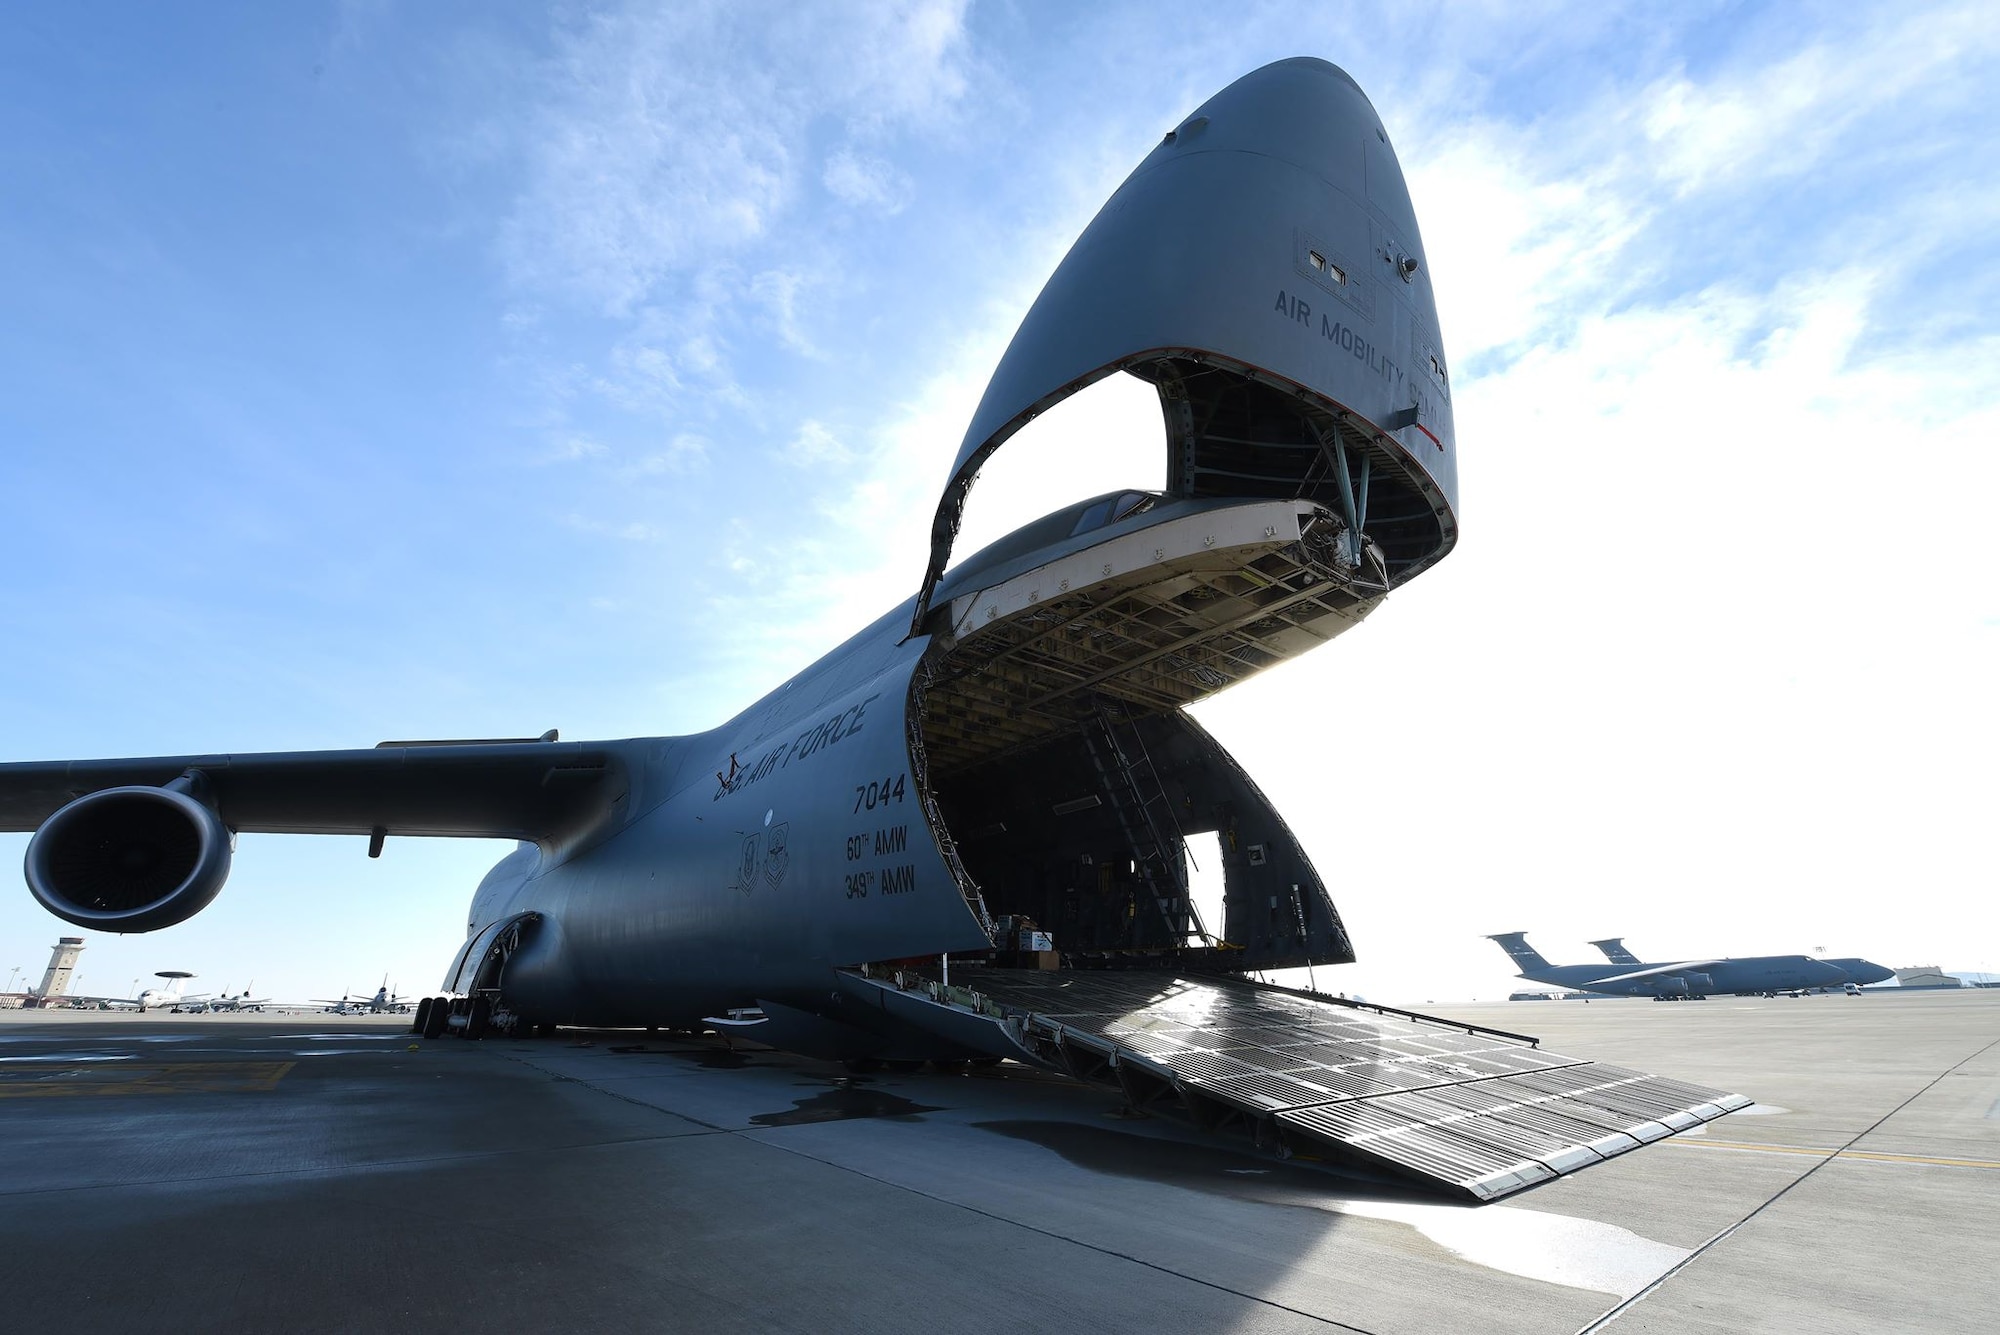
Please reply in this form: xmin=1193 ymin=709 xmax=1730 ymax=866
xmin=421 ymin=998 xmax=449 ymax=1039
xmin=411 ymin=997 xmax=433 ymax=1035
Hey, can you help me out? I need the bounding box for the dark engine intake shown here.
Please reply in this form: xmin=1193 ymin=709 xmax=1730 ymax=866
xmin=25 ymin=781 xmax=232 ymax=932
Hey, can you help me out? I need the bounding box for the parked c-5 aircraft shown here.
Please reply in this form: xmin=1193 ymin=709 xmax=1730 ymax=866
xmin=1593 ymin=938 xmax=1892 ymax=990
xmin=0 ymin=60 xmax=1755 ymax=1201
xmin=1491 ymin=933 xmax=1894 ymax=999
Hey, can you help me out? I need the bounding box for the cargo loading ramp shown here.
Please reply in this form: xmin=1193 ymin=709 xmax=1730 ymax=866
xmin=838 ymin=967 xmax=1749 ymax=1201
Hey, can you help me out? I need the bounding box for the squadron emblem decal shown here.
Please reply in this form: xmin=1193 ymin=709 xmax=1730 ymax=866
xmin=763 ymin=823 xmax=790 ymax=888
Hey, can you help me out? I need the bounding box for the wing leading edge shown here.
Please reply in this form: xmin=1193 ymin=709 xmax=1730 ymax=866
xmin=0 ymin=740 xmax=627 ymax=845
xmin=1586 ymin=960 xmax=1726 ymax=986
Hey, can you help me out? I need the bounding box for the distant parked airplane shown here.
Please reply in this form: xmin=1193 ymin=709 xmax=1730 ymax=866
xmin=1490 ymin=933 xmax=1894 ymax=999
xmin=1589 ymin=938 xmax=1641 ymax=966
xmin=53 ymin=970 xmax=208 ymax=1011
xmin=314 ymin=979 xmax=408 ymax=1014
xmin=1588 ymin=938 xmax=1889 ymax=991
xmin=207 ymin=983 xmax=270 ymax=1012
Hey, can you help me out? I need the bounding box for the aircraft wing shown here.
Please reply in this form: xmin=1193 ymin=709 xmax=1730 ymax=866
xmin=0 ymin=740 xmax=625 ymax=841
xmin=1588 ymin=960 xmax=1725 ymax=986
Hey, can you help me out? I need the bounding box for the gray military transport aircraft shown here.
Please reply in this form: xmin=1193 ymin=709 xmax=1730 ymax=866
xmin=1491 ymin=933 xmax=1894 ymax=999
xmin=0 ymin=59 xmax=1751 ymax=1203
xmin=1591 ymin=938 xmax=1893 ymax=991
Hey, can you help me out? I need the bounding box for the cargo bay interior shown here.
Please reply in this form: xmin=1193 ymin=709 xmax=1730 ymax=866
xmin=908 ymin=360 xmax=1459 ymax=975
xmin=919 ymin=701 xmax=1354 ymax=972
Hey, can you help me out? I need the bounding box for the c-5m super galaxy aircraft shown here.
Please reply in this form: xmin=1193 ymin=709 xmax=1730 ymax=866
xmin=1491 ymin=933 xmax=1894 ymax=999
xmin=1591 ymin=937 xmax=1893 ymax=990
xmin=0 ymin=60 xmax=1750 ymax=1202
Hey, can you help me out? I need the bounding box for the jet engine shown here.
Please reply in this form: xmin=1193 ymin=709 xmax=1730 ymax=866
xmin=25 ymin=776 xmax=231 ymax=932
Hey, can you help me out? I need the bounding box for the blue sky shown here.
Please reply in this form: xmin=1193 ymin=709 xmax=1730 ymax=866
xmin=2 ymin=1 xmax=1994 ymax=1005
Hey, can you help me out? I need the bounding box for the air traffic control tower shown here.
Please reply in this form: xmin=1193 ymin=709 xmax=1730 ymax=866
xmin=36 ymin=936 xmax=84 ymax=1000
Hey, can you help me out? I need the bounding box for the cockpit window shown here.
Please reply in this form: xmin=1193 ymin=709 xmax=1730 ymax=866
xmin=1069 ymin=499 xmax=1114 ymax=536
xmin=1112 ymin=491 xmax=1156 ymax=522
xmin=1070 ymin=491 xmax=1157 ymax=538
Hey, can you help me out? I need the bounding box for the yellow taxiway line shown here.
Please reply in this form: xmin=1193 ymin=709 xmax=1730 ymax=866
xmin=0 ymin=1061 xmax=295 ymax=1098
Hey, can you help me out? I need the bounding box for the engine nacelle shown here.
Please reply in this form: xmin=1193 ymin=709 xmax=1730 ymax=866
xmin=25 ymin=777 xmax=232 ymax=933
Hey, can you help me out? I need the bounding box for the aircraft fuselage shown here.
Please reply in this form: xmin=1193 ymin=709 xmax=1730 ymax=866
xmin=462 ymin=493 xmax=1372 ymax=1029
xmin=1513 ymin=957 xmax=1855 ymax=998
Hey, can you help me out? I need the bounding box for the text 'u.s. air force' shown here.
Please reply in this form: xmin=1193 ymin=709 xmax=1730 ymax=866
xmin=714 ymin=693 xmax=881 ymax=801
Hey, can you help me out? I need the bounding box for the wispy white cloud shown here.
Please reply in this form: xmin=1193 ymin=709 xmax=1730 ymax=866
xmin=1407 ymin=132 xmax=1644 ymax=367
xmin=1635 ymin=4 xmax=2000 ymax=195
xmin=483 ymin=0 xmax=984 ymax=523
xmin=496 ymin=1 xmax=975 ymax=315
xmin=541 ymin=434 xmax=607 ymax=464
xmin=783 ymin=418 xmax=852 ymax=468
xmin=702 ymin=341 xmax=994 ymax=691
xmin=823 ymin=147 xmax=915 ymax=213
xmin=563 ymin=513 xmax=668 ymax=544
xmin=629 ymin=432 xmax=709 ymax=476
xmin=1404 ymin=1 xmax=2000 ymax=381
xmin=747 ymin=267 xmax=827 ymax=359
xmin=590 ymin=277 xmax=749 ymax=413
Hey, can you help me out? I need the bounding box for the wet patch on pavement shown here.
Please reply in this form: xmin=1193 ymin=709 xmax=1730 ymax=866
xmin=978 ymin=1118 xmax=1690 ymax=1297
xmin=751 ymin=1080 xmax=944 ymax=1127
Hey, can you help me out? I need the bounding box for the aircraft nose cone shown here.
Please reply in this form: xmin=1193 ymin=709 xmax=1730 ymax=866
xmin=1825 ymin=957 xmax=1894 ymax=985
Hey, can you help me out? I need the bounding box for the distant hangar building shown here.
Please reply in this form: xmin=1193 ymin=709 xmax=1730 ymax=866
xmin=1893 ymin=966 xmax=1964 ymax=989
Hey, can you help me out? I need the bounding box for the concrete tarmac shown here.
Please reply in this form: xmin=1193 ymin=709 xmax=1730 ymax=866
xmin=1 ymin=990 xmax=1995 ymax=1333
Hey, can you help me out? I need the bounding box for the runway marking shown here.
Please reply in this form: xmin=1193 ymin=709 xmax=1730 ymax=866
xmin=1666 ymin=1137 xmax=2000 ymax=1171
xmin=1578 ymin=1031 xmax=2000 ymax=1334
xmin=0 ymin=1061 xmax=294 ymax=1098
xmin=1840 ymin=1149 xmax=2000 ymax=1169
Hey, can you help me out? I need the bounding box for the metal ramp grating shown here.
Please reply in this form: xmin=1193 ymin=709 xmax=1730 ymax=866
xmin=847 ymin=968 xmax=1750 ymax=1201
